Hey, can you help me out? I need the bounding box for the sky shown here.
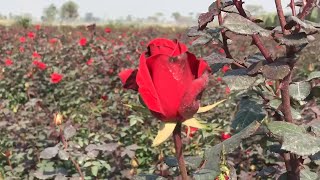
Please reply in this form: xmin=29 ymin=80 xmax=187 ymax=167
xmin=0 ymin=0 xmax=291 ymax=20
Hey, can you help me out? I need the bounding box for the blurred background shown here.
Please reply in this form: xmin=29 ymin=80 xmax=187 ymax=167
xmin=1 ymin=0 xmax=319 ymax=27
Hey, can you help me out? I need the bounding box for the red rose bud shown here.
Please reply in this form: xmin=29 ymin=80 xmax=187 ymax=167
xmin=119 ymin=38 xmax=211 ymax=122
xmin=216 ymin=77 xmax=222 ymax=82
xmin=185 ymin=126 xmax=198 ymax=138
xmin=5 ymin=59 xmax=13 ymax=66
xmin=221 ymin=132 xmax=231 ymax=141
xmin=219 ymin=48 xmax=225 ymax=54
xmin=86 ymin=58 xmax=94 ymax=65
xmin=28 ymin=32 xmax=35 ymax=39
xmin=19 ymin=36 xmax=26 ymax=43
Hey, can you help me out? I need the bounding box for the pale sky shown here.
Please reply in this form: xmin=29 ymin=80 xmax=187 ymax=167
xmin=0 ymin=0 xmax=291 ymax=20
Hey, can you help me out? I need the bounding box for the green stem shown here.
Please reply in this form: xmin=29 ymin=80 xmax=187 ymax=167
xmin=173 ymin=122 xmax=188 ymax=180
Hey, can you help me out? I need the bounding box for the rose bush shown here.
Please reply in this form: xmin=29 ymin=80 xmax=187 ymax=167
xmin=119 ymin=38 xmax=211 ymax=122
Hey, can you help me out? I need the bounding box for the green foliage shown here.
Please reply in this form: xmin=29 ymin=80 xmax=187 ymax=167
xmin=60 ymin=1 xmax=79 ymax=21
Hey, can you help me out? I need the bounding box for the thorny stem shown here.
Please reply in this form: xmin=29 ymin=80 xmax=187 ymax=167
xmin=173 ymin=123 xmax=188 ymax=180
xmin=297 ymin=0 xmax=317 ymax=19
xmin=275 ymin=0 xmax=301 ymax=179
xmin=233 ymin=0 xmax=273 ymax=63
xmin=216 ymin=0 xmax=232 ymax=59
xmin=290 ymin=0 xmax=296 ymax=16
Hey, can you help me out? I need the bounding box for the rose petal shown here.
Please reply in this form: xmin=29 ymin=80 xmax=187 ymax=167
xmin=136 ymin=54 xmax=163 ymax=115
xmin=118 ymin=69 xmax=138 ymax=90
xmin=147 ymin=38 xmax=187 ymax=57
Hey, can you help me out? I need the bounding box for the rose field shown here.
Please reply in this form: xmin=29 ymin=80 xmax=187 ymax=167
xmin=1 ymin=1 xmax=320 ymax=180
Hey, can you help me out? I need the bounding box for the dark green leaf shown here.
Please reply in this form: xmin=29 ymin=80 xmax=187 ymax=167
xmin=223 ymin=69 xmax=264 ymax=91
xmin=307 ymin=71 xmax=320 ymax=81
xmin=262 ymin=61 xmax=290 ymax=80
xmin=40 ymin=146 xmax=59 ymax=159
xmin=64 ymin=125 xmax=76 ymax=140
xmin=203 ymin=52 xmax=234 ymax=73
xmin=232 ymin=97 xmax=266 ymax=131
xmin=222 ymin=13 xmax=271 ymax=37
xmin=276 ymin=32 xmax=309 ymax=46
xmin=289 ymin=81 xmax=311 ymax=101
xmin=204 ymin=121 xmax=260 ymax=171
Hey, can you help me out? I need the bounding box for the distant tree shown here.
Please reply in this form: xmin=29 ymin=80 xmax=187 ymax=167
xmin=172 ymin=12 xmax=181 ymax=22
xmin=60 ymin=1 xmax=79 ymax=21
xmin=41 ymin=4 xmax=58 ymax=23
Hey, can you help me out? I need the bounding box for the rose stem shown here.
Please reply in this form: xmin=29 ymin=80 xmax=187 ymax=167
xmin=173 ymin=122 xmax=188 ymax=180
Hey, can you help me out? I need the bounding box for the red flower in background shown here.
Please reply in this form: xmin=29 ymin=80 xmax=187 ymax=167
xmin=28 ymin=32 xmax=35 ymax=39
xmin=35 ymin=24 xmax=41 ymax=30
xmin=32 ymin=52 xmax=41 ymax=59
xmin=33 ymin=60 xmax=47 ymax=70
xmin=105 ymin=27 xmax=111 ymax=33
xmin=216 ymin=77 xmax=222 ymax=82
xmin=101 ymin=95 xmax=108 ymax=101
xmin=185 ymin=126 xmax=198 ymax=138
xmin=225 ymin=86 xmax=231 ymax=94
xmin=19 ymin=46 xmax=24 ymax=53
xmin=5 ymin=59 xmax=13 ymax=66
xmin=79 ymin=38 xmax=87 ymax=46
xmin=221 ymin=132 xmax=231 ymax=141
xmin=50 ymin=73 xmax=63 ymax=84
xmin=19 ymin=36 xmax=26 ymax=43
xmin=49 ymin=38 xmax=58 ymax=44
xmin=86 ymin=58 xmax=94 ymax=65
xmin=219 ymin=48 xmax=225 ymax=54
xmin=119 ymin=38 xmax=211 ymax=122
xmin=221 ymin=65 xmax=230 ymax=73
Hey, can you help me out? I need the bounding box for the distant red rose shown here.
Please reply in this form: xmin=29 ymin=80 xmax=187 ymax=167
xmin=105 ymin=27 xmax=111 ymax=33
xmin=219 ymin=48 xmax=225 ymax=54
xmin=50 ymin=73 xmax=63 ymax=84
xmin=79 ymin=38 xmax=87 ymax=46
xmin=33 ymin=60 xmax=47 ymax=70
xmin=35 ymin=24 xmax=41 ymax=30
xmin=28 ymin=32 xmax=35 ymax=39
xmin=225 ymin=86 xmax=231 ymax=94
xmin=5 ymin=59 xmax=13 ymax=66
xmin=216 ymin=77 xmax=222 ymax=82
xmin=19 ymin=36 xmax=26 ymax=43
xmin=266 ymin=80 xmax=273 ymax=86
xmin=101 ymin=95 xmax=108 ymax=101
xmin=119 ymin=38 xmax=211 ymax=122
xmin=32 ymin=52 xmax=41 ymax=59
xmin=49 ymin=38 xmax=58 ymax=44
xmin=221 ymin=65 xmax=230 ymax=73
xmin=185 ymin=126 xmax=198 ymax=138
xmin=221 ymin=132 xmax=231 ymax=141
xmin=86 ymin=58 xmax=94 ymax=65
xmin=19 ymin=46 xmax=24 ymax=53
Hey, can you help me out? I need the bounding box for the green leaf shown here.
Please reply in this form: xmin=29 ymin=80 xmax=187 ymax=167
xmin=261 ymin=61 xmax=291 ymax=80
xmin=58 ymin=149 xmax=69 ymax=160
xmin=164 ymin=156 xmax=178 ymax=167
xmin=222 ymin=13 xmax=271 ymax=37
xmin=289 ymin=81 xmax=311 ymax=101
xmin=285 ymin=16 xmax=319 ymax=32
xmin=307 ymin=71 xmax=320 ymax=81
xmin=204 ymin=121 xmax=261 ymax=172
xmin=300 ymin=168 xmax=318 ymax=180
xmin=64 ymin=125 xmax=76 ymax=140
xmin=193 ymin=169 xmax=220 ymax=180
xmin=266 ymin=121 xmax=320 ymax=156
xmin=133 ymin=174 xmax=166 ymax=180
xmin=276 ymin=32 xmax=309 ymax=46
xmin=223 ymin=69 xmax=264 ymax=91
xmin=192 ymin=34 xmax=213 ymax=46
xmin=269 ymin=99 xmax=302 ymax=119
xmin=91 ymin=165 xmax=99 ymax=177
xmin=232 ymin=98 xmax=266 ymax=131
xmin=40 ymin=146 xmax=59 ymax=159
xmin=203 ymin=52 xmax=234 ymax=73
xmin=185 ymin=156 xmax=203 ymax=169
